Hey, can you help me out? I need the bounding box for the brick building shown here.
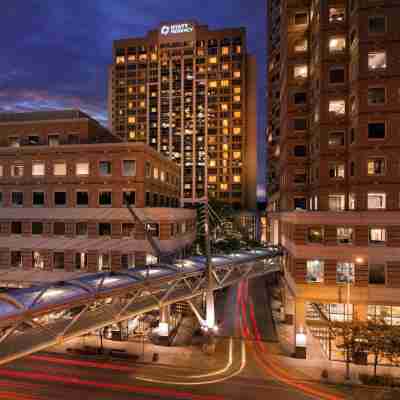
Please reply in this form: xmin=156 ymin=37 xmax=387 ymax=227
xmin=267 ymin=0 xmax=400 ymax=357
xmin=0 ymin=110 xmax=196 ymax=280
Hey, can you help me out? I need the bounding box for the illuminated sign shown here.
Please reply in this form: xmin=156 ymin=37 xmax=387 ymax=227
xmin=160 ymin=23 xmax=193 ymax=36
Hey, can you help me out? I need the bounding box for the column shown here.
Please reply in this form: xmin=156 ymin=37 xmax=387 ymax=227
xmin=294 ymin=299 xmax=307 ymax=359
xmin=158 ymin=305 xmax=170 ymax=337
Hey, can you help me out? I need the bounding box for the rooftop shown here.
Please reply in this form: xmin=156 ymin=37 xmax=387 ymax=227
xmin=0 ymin=109 xmax=95 ymax=124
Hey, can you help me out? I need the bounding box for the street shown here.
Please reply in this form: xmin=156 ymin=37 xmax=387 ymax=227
xmin=0 ymin=278 xmax=343 ymax=400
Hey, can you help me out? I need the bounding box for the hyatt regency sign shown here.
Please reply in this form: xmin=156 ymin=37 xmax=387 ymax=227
xmin=160 ymin=23 xmax=194 ymax=36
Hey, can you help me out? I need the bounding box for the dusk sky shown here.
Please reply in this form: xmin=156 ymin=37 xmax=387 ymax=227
xmin=0 ymin=1 xmax=266 ymax=189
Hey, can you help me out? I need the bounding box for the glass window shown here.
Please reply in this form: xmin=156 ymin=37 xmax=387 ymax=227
xmin=76 ymin=162 xmax=89 ymax=176
xmin=367 ymin=192 xmax=386 ymax=209
xmin=0 ymin=192 xmax=3 ymax=206
xmin=329 ymin=37 xmax=346 ymax=52
xmin=294 ymin=198 xmax=306 ymax=210
xmin=145 ymin=161 xmax=151 ymax=178
xmin=68 ymin=134 xmax=80 ymax=144
xmin=337 ymin=227 xmax=353 ymax=244
xmin=294 ymin=65 xmax=308 ymax=79
xmin=294 ymin=118 xmax=307 ymax=131
xmin=76 ymin=222 xmax=87 ymax=236
xmin=32 ymin=191 xmax=45 ymax=207
xmin=76 ymin=191 xmax=88 ymax=206
xmin=48 ymin=135 xmax=59 ymax=146
xmin=12 ymin=191 xmax=23 ymax=206
xmin=308 ymin=227 xmax=324 ymax=243
xmin=306 ymin=260 xmax=324 ymax=283
xmin=329 ymin=67 xmax=345 ymax=84
xmin=99 ymin=191 xmax=112 ymax=206
xmin=99 ymin=161 xmax=111 ymax=176
xmin=122 ymin=160 xmax=136 ymax=176
xmin=123 ymin=191 xmax=136 ymax=206
xmin=146 ymin=223 xmax=159 ymax=238
xmin=53 ymin=222 xmax=65 ymax=235
xmin=122 ymin=223 xmax=135 ymax=237
xmin=367 ymin=158 xmax=385 ymax=175
xmin=368 ymin=87 xmax=385 ymax=105
xmin=54 ymin=252 xmax=64 ymax=269
xmin=8 ymin=137 xmax=20 ymax=147
xmin=329 ymin=7 xmax=345 ymax=22
xmin=294 ymin=39 xmax=308 ymax=52
xmin=0 ymin=165 xmax=3 ymax=177
xmin=329 ymin=194 xmax=345 ymax=211
xmin=153 ymin=167 xmax=159 ymax=179
xmin=33 ymin=251 xmax=44 ymax=269
xmin=368 ymin=16 xmax=386 ymax=34
xmin=329 ymin=163 xmax=345 ymax=179
xmin=294 ymin=12 xmax=308 ymax=25
xmin=368 ymin=51 xmax=387 ymax=70
xmin=11 ymin=221 xmax=22 ymax=234
xmin=11 ymin=164 xmax=24 ymax=177
xmin=328 ymin=131 xmax=345 ymax=146
xmin=349 ymin=193 xmax=356 ymax=210
xmin=294 ymin=92 xmax=307 ymax=105
xmin=75 ymin=252 xmax=87 ymax=270
xmin=294 ymin=145 xmax=306 ymax=157
xmin=99 ymin=223 xmax=111 ymax=236
xmin=369 ymin=228 xmax=387 ymax=244
xmin=28 ymin=136 xmax=40 ymax=145
xmin=54 ymin=191 xmax=67 ymax=206
xmin=98 ymin=253 xmax=111 ymax=271
xmin=32 ymin=222 xmax=43 ymax=235
xmin=11 ymin=251 xmax=22 ymax=268
xmin=32 ymin=162 xmax=45 ymax=176
xmin=53 ymin=162 xmax=67 ymax=176
xmin=368 ymin=122 xmax=385 ymax=139
xmin=336 ymin=262 xmax=355 ymax=284
xmin=329 ymin=100 xmax=346 ymax=115
xmin=369 ymin=264 xmax=386 ymax=285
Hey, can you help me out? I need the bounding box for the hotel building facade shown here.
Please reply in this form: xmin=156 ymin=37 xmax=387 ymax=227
xmin=267 ymin=0 xmax=400 ymax=357
xmin=0 ymin=110 xmax=196 ymax=286
xmin=108 ymin=21 xmax=258 ymax=209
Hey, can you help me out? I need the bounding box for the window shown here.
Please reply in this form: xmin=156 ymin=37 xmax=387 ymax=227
xmin=33 ymin=251 xmax=44 ymax=269
xmin=99 ymin=161 xmax=111 ymax=176
xmin=76 ymin=222 xmax=87 ymax=236
xmin=337 ymin=262 xmax=355 ymax=284
xmin=122 ymin=160 xmax=136 ymax=176
xmin=76 ymin=162 xmax=89 ymax=176
xmin=294 ymin=12 xmax=308 ymax=25
xmin=145 ymin=161 xmax=151 ymax=178
xmin=12 ymin=191 xmax=23 ymax=206
xmin=68 ymin=134 xmax=80 ymax=145
xmin=146 ymin=223 xmax=159 ymax=238
xmin=294 ymin=198 xmax=306 ymax=210
xmin=53 ymin=222 xmax=65 ymax=235
xmin=76 ymin=191 xmax=89 ymax=206
xmin=53 ymin=162 xmax=67 ymax=176
xmin=337 ymin=228 xmax=353 ymax=244
xmin=368 ymin=192 xmax=386 ymax=209
xmin=368 ymin=122 xmax=385 ymax=139
xmin=368 ymin=87 xmax=385 ymax=105
xmin=308 ymin=227 xmax=324 ymax=243
xmin=54 ymin=191 xmax=67 ymax=206
xmin=153 ymin=167 xmax=159 ymax=179
xmin=123 ymin=191 xmax=136 ymax=206
xmin=122 ymin=223 xmax=135 ymax=237
xmin=32 ymin=162 xmax=45 ymax=177
xmin=0 ymin=165 xmax=3 ymax=178
xmin=329 ymin=37 xmax=346 ymax=52
xmin=369 ymin=228 xmax=387 ymax=244
xmin=294 ymin=39 xmax=308 ymax=53
xmin=99 ymin=191 xmax=112 ymax=206
xmin=11 ymin=251 xmax=22 ymax=268
xmin=98 ymin=254 xmax=111 ymax=271
xmin=145 ymin=191 xmax=151 ymax=206
xmin=368 ymin=51 xmax=386 ymax=70
xmin=294 ymin=145 xmax=306 ymax=157
xmin=11 ymin=221 xmax=22 ymax=234
xmin=294 ymin=65 xmax=308 ymax=79
xmin=329 ymin=67 xmax=345 ymax=84
xmin=368 ymin=16 xmax=386 ymax=34
xmin=11 ymin=164 xmax=24 ymax=177
xmin=294 ymin=118 xmax=307 ymax=131
xmin=75 ymin=253 xmax=87 ymax=270
xmin=329 ymin=7 xmax=345 ymax=22
xmin=8 ymin=137 xmax=20 ymax=147
xmin=294 ymin=92 xmax=307 ymax=105
xmin=328 ymin=131 xmax=345 ymax=146
xmin=329 ymin=163 xmax=345 ymax=179
xmin=31 ymin=222 xmax=43 ymax=235
xmin=329 ymin=100 xmax=346 ymax=115
xmin=369 ymin=264 xmax=386 ymax=285
xmin=28 ymin=136 xmax=40 ymax=145
xmin=349 ymin=193 xmax=356 ymax=210
xmin=48 ymin=135 xmax=59 ymax=146
xmin=329 ymin=194 xmax=345 ymax=211
xmin=350 ymin=161 xmax=355 ymax=177
xmin=32 ymin=191 xmax=45 ymax=207
xmin=0 ymin=192 xmax=3 ymax=206
xmin=99 ymin=223 xmax=111 ymax=236
xmin=54 ymin=252 xmax=65 ymax=269
xmin=368 ymin=158 xmax=385 ymax=175
xmin=306 ymin=260 xmax=324 ymax=283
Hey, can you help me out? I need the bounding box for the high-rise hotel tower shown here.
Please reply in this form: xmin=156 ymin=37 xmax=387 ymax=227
xmin=108 ymin=21 xmax=257 ymax=209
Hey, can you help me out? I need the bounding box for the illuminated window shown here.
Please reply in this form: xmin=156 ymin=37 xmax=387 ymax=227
xmin=235 ymin=45 xmax=241 ymax=54
xmin=11 ymin=164 xmax=24 ymax=177
xmin=368 ymin=192 xmax=386 ymax=209
xmin=328 ymin=194 xmax=345 ymax=211
xmin=220 ymin=183 xmax=228 ymax=191
xmin=222 ymin=63 xmax=229 ymax=71
xmin=209 ymin=57 xmax=218 ymax=64
xmin=128 ymin=131 xmax=136 ymax=140
xmin=329 ymin=163 xmax=345 ymax=179
xmin=294 ymin=39 xmax=308 ymax=52
xmin=140 ymin=85 xmax=145 ymax=93
xmin=329 ymin=37 xmax=346 ymax=52
xmin=223 ymin=152 xmax=229 ymax=159
xmin=308 ymin=227 xmax=324 ymax=243
xmin=209 ymin=160 xmax=216 ymax=167
xmin=337 ymin=228 xmax=353 ymax=244
xmin=223 ymin=144 xmax=229 ymax=151
xmin=233 ymin=70 xmax=241 ymax=78
xmin=122 ymin=160 xmax=136 ymax=176
xmin=128 ymin=87 xmax=133 ymax=94
xmin=233 ymin=127 xmax=241 ymax=135
xmin=160 ymin=171 xmax=165 ymax=182
xmin=222 ymin=128 xmax=229 ymax=135
xmin=233 ymin=86 xmax=241 ymax=94
xmin=128 ymin=102 xmax=133 ymax=110
xmin=221 ymin=103 xmax=228 ymax=111
xmin=369 ymin=228 xmax=387 ymax=245
xmin=233 ymin=175 xmax=241 ymax=183
xmin=349 ymin=193 xmax=356 ymax=210
xmin=197 ymin=48 xmax=205 ymax=56
xmin=368 ymin=51 xmax=387 ymax=70
xmin=222 ymin=119 xmax=229 ymax=127
xmin=127 ymin=54 xmax=136 ymax=62
xmin=233 ymin=95 xmax=241 ymax=102
xmin=76 ymin=162 xmax=89 ymax=176
xmin=233 ymin=151 xmax=241 ymax=160
xmin=337 ymin=262 xmax=355 ymax=283
xmin=222 ymin=47 xmax=229 ymax=55
xmin=209 ymin=81 xmax=217 ymax=88
xmin=116 ymin=56 xmax=125 ymax=64
xmin=306 ymin=260 xmax=324 ymax=283
xmin=54 ymin=162 xmax=67 ymax=176
xmin=139 ymin=54 xmax=147 ymax=61
xmin=221 ymin=80 xmax=230 ymax=87
xmin=32 ymin=162 xmax=45 ymax=177
xmin=153 ymin=167 xmax=159 ymax=179
xmin=233 ymin=111 xmax=241 ymax=118
xmin=294 ymin=65 xmax=308 ymax=78
xmin=368 ymin=158 xmax=385 ymax=175
xmin=150 ymin=53 xmax=157 ymax=61
xmin=140 ymin=101 xmax=145 ymax=108
xmin=329 ymin=100 xmax=346 ymax=115
xmin=128 ymin=116 xmax=136 ymax=124
xmin=329 ymin=7 xmax=345 ymax=23
xmin=208 ymin=176 xmax=217 ymax=183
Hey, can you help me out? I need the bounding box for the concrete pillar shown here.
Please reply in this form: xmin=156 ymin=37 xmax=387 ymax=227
xmin=158 ymin=305 xmax=170 ymax=336
xmin=206 ymin=290 xmax=216 ymax=330
xmin=294 ymin=299 xmax=307 ymax=358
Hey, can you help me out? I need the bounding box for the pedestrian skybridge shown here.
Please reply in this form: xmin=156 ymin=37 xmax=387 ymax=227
xmin=0 ymin=248 xmax=281 ymax=365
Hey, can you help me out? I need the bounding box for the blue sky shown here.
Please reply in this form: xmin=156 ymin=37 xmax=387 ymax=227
xmin=0 ymin=0 xmax=266 ymax=192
